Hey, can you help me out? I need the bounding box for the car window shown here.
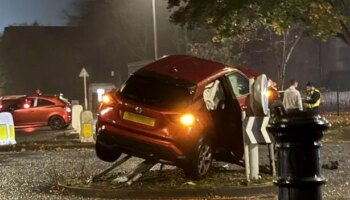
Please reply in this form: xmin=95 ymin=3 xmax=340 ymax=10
xmin=227 ymin=72 xmax=249 ymax=96
xmin=37 ymin=99 xmax=55 ymax=107
xmin=120 ymin=75 xmax=194 ymax=110
xmin=27 ymin=98 xmax=37 ymax=107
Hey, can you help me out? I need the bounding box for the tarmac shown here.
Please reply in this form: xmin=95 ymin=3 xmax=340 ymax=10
xmin=1 ymin=129 xmax=278 ymax=199
xmin=58 ymin=180 xmax=277 ymax=199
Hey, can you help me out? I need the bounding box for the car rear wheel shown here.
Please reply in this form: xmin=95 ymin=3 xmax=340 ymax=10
xmin=96 ymin=139 xmax=121 ymax=162
xmin=183 ymin=139 xmax=213 ymax=180
xmin=48 ymin=116 xmax=65 ymax=130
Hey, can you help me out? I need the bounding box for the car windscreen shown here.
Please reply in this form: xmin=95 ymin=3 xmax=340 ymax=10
xmin=120 ymin=74 xmax=195 ymax=110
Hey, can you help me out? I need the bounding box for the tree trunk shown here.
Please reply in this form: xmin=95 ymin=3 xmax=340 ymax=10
xmin=280 ymin=35 xmax=301 ymax=90
xmin=340 ymin=21 xmax=350 ymax=46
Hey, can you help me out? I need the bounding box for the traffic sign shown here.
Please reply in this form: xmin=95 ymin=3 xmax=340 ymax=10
xmin=79 ymin=67 xmax=90 ymax=77
xmin=243 ymin=116 xmax=271 ymax=144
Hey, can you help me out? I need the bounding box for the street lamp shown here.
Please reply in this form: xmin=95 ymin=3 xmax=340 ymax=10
xmin=152 ymin=0 xmax=158 ymax=60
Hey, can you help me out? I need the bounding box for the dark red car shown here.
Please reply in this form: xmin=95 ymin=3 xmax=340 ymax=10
xmin=0 ymin=95 xmax=71 ymax=130
xmin=96 ymin=55 xmax=274 ymax=179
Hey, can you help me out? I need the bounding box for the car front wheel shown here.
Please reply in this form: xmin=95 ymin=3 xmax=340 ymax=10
xmin=48 ymin=116 xmax=65 ymax=130
xmin=183 ymin=139 xmax=213 ymax=180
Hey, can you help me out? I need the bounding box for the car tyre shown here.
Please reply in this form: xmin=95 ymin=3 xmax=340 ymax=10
xmin=183 ymin=139 xmax=213 ymax=180
xmin=95 ymin=139 xmax=121 ymax=162
xmin=48 ymin=115 xmax=65 ymax=130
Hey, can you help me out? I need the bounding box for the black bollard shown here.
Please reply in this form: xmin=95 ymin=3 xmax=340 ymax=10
xmin=267 ymin=111 xmax=330 ymax=200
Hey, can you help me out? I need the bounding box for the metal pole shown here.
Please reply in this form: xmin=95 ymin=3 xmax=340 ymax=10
xmin=249 ymin=144 xmax=259 ymax=180
xmin=242 ymin=111 xmax=250 ymax=182
xmin=268 ymin=143 xmax=276 ymax=177
xmin=337 ymin=87 xmax=340 ymax=116
xmin=152 ymin=0 xmax=158 ymax=60
xmin=84 ymin=75 xmax=88 ymax=110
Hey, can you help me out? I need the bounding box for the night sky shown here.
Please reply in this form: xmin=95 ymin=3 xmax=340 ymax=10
xmin=0 ymin=0 xmax=76 ymax=33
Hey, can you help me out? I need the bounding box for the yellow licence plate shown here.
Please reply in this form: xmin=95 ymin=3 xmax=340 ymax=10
xmin=123 ymin=112 xmax=155 ymax=127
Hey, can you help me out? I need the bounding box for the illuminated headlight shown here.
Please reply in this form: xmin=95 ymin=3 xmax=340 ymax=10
xmin=180 ymin=114 xmax=195 ymax=126
xmin=265 ymin=90 xmax=272 ymax=98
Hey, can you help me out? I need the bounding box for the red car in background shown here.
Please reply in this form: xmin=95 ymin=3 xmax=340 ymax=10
xmin=96 ymin=55 xmax=276 ymax=180
xmin=0 ymin=95 xmax=71 ymax=130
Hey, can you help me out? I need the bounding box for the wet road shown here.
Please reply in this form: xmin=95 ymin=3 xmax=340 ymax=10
xmin=0 ymin=142 xmax=349 ymax=200
xmin=15 ymin=126 xmax=73 ymax=143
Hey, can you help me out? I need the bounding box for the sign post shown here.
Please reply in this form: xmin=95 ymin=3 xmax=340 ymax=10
xmin=79 ymin=67 xmax=90 ymax=110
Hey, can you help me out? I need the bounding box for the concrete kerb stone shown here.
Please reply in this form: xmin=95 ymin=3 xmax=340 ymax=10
xmin=0 ymin=139 xmax=95 ymax=152
xmin=57 ymin=180 xmax=277 ymax=199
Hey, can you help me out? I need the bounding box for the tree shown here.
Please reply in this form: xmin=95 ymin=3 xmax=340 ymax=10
xmin=167 ymin=0 xmax=350 ymax=87
xmin=167 ymin=0 xmax=349 ymax=43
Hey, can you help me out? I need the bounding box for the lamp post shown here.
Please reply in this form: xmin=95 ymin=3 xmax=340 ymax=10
xmin=152 ymin=0 xmax=158 ymax=60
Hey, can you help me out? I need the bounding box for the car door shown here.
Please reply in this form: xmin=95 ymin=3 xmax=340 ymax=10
xmin=215 ymin=72 xmax=250 ymax=161
xmin=12 ymin=98 xmax=36 ymax=126
xmin=34 ymin=98 xmax=56 ymax=125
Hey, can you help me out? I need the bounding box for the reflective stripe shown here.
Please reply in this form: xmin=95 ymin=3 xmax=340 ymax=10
xmin=9 ymin=125 xmax=15 ymax=140
xmin=0 ymin=125 xmax=7 ymax=140
xmin=305 ymin=89 xmax=321 ymax=108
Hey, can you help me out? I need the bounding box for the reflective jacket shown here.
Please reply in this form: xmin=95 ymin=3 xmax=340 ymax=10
xmin=305 ymin=89 xmax=321 ymax=109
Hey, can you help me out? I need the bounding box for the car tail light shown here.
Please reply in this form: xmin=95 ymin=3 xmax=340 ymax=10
xmin=0 ymin=104 xmax=2 ymax=110
xmin=23 ymin=103 xmax=30 ymax=109
xmin=102 ymin=94 xmax=115 ymax=105
xmin=65 ymin=107 xmax=72 ymax=113
xmin=180 ymin=114 xmax=195 ymax=126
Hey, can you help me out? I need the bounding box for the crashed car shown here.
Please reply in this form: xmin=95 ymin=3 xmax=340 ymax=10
xmin=96 ymin=55 xmax=276 ymax=180
xmin=0 ymin=95 xmax=72 ymax=130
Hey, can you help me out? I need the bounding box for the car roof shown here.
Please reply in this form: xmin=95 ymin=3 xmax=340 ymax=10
xmin=0 ymin=95 xmax=26 ymax=101
xmin=140 ymin=55 xmax=259 ymax=84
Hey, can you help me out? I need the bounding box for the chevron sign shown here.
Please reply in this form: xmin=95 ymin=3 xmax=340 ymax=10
xmin=243 ymin=117 xmax=271 ymax=144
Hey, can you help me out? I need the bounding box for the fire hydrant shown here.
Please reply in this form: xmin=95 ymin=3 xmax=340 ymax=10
xmin=267 ymin=111 xmax=330 ymax=200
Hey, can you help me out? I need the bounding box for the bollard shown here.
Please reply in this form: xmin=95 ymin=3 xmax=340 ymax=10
xmin=80 ymin=110 xmax=94 ymax=143
xmin=0 ymin=112 xmax=16 ymax=145
xmin=72 ymin=105 xmax=83 ymax=133
xmin=267 ymin=111 xmax=330 ymax=200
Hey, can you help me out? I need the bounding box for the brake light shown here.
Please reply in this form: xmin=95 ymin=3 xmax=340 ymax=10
xmin=0 ymin=104 xmax=2 ymax=110
xmin=66 ymin=107 xmax=72 ymax=112
xmin=180 ymin=114 xmax=195 ymax=126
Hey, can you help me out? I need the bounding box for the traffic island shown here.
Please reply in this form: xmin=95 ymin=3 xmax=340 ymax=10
xmin=56 ymin=166 xmax=277 ymax=199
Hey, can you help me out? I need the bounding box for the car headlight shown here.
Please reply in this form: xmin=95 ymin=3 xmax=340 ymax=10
xmin=180 ymin=114 xmax=195 ymax=126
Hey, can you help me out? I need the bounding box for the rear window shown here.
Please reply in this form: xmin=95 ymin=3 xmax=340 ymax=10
xmin=120 ymin=75 xmax=195 ymax=109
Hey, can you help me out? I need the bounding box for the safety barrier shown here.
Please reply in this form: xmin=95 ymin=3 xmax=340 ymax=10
xmin=72 ymin=105 xmax=83 ymax=133
xmin=80 ymin=110 xmax=94 ymax=143
xmin=0 ymin=112 xmax=16 ymax=145
xmin=242 ymin=111 xmax=275 ymax=182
